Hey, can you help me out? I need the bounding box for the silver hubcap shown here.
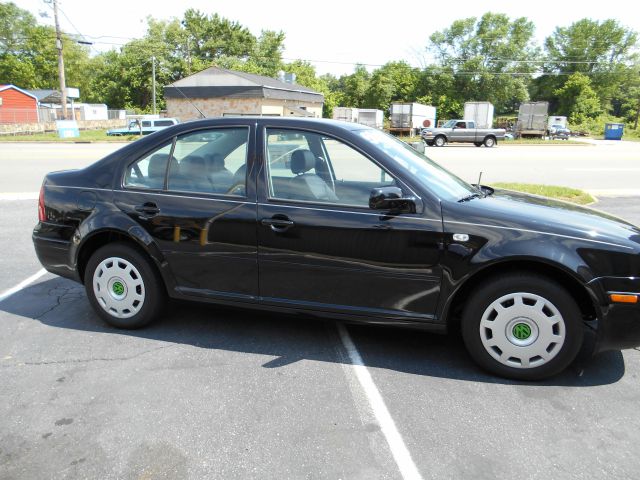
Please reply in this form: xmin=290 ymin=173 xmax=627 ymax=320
xmin=486 ymin=139 xmax=494 ymax=146
xmin=479 ymin=292 xmax=566 ymax=369
xmin=436 ymin=137 xmax=445 ymax=146
xmin=93 ymin=257 xmax=145 ymax=318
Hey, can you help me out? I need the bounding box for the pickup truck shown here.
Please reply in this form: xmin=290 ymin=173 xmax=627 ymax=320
xmin=421 ymin=120 xmax=506 ymax=147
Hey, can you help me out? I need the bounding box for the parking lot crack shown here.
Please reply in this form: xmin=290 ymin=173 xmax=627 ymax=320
xmin=33 ymin=286 xmax=85 ymax=320
xmin=1 ymin=344 xmax=177 ymax=368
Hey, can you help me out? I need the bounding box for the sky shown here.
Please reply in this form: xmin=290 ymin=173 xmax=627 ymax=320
xmin=18 ymin=0 xmax=640 ymax=76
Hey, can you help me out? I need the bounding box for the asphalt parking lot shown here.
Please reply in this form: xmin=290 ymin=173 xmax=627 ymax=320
xmin=1 ymin=142 xmax=640 ymax=479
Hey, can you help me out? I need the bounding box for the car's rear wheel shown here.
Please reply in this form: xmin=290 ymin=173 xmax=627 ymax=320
xmin=483 ymin=136 xmax=496 ymax=147
xmin=434 ymin=136 xmax=446 ymax=147
xmin=84 ymin=243 xmax=165 ymax=329
xmin=461 ymin=273 xmax=583 ymax=380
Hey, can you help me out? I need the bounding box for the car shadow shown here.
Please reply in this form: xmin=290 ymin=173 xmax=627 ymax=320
xmin=0 ymin=276 xmax=625 ymax=387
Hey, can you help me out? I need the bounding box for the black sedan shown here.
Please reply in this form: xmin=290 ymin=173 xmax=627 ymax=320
xmin=33 ymin=117 xmax=640 ymax=380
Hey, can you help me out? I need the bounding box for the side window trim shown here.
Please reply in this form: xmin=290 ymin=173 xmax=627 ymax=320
xmin=162 ymin=136 xmax=177 ymax=190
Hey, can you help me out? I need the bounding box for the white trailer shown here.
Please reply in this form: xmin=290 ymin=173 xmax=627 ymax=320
xmin=332 ymin=107 xmax=359 ymax=123
xmin=74 ymin=103 xmax=109 ymax=121
xmin=357 ymin=109 xmax=384 ymax=129
xmin=547 ymin=115 xmax=567 ymax=129
xmin=389 ymin=103 xmax=436 ymax=135
xmin=463 ymin=102 xmax=494 ymax=129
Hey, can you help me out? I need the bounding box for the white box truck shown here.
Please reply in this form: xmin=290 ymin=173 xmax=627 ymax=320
xmin=516 ymin=101 xmax=549 ymax=138
xmin=357 ymin=109 xmax=384 ymax=129
xmin=332 ymin=107 xmax=359 ymax=123
xmin=463 ymin=102 xmax=494 ymax=129
xmin=389 ymin=103 xmax=436 ymax=135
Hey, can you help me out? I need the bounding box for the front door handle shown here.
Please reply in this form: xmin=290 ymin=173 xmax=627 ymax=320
xmin=135 ymin=202 xmax=160 ymax=217
xmin=261 ymin=217 xmax=295 ymax=232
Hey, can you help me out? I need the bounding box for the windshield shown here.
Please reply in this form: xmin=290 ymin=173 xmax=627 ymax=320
xmin=442 ymin=120 xmax=457 ymax=128
xmin=356 ymin=129 xmax=476 ymax=201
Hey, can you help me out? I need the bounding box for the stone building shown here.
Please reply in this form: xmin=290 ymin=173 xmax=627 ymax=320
xmin=164 ymin=67 xmax=324 ymax=121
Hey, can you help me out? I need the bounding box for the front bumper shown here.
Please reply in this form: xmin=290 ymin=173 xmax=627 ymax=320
xmin=589 ymin=276 xmax=640 ymax=353
xmin=594 ymin=303 xmax=640 ymax=353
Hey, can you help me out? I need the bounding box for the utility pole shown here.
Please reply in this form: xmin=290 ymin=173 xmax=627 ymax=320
xmin=151 ymin=56 xmax=156 ymax=115
xmin=52 ymin=0 xmax=67 ymax=119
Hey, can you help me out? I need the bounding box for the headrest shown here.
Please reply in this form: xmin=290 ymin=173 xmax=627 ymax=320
xmin=148 ymin=153 xmax=169 ymax=179
xmin=290 ymin=150 xmax=316 ymax=175
xmin=181 ymin=155 xmax=206 ymax=176
xmin=207 ymin=153 xmax=225 ymax=171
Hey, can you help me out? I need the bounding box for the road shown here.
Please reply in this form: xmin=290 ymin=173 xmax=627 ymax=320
xmin=1 ymin=139 xmax=640 ymax=195
xmin=1 ymin=142 xmax=640 ymax=479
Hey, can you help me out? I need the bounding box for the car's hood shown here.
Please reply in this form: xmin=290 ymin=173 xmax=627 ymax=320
xmin=442 ymin=188 xmax=640 ymax=250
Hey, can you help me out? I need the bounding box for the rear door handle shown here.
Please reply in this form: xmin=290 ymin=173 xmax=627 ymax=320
xmin=261 ymin=217 xmax=294 ymax=232
xmin=135 ymin=202 xmax=160 ymax=217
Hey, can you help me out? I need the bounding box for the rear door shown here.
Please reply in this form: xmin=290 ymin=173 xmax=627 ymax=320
xmin=116 ymin=123 xmax=259 ymax=299
xmin=256 ymin=125 xmax=443 ymax=320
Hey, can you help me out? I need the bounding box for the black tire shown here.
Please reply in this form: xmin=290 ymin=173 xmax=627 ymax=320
xmin=434 ymin=135 xmax=446 ymax=147
xmin=426 ymin=141 xmax=434 ymax=147
xmin=474 ymin=142 xmax=482 ymax=147
xmin=84 ymin=242 xmax=165 ymax=329
xmin=461 ymin=273 xmax=584 ymax=380
xmin=483 ymin=136 xmax=496 ymax=147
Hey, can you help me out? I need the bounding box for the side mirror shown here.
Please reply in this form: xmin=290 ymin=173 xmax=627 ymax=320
xmin=369 ymin=186 xmax=416 ymax=213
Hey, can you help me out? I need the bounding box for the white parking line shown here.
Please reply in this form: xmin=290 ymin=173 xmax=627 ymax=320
xmin=337 ymin=323 xmax=423 ymax=480
xmin=0 ymin=192 xmax=39 ymax=200
xmin=0 ymin=269 xmax=47 ymax=303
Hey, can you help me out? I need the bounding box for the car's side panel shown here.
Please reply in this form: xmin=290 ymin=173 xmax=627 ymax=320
xmin=113 ymin=191 xmax=259 ymax=298
xmin=257 ymin=202 xmax=444 ymax=319
xmin=255 ymin=122 xmax=444 ymax=321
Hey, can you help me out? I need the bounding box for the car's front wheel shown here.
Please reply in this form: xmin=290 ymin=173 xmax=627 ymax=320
xmin=461 ymin=273 xmax=584 ymax=380
xmin=434 ymin=136 xmax=446 ymax=147
xmin=84 ymin=243 xmax=165 ymax=329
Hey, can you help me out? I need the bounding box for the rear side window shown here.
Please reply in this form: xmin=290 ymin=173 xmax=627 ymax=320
xmin=154 ymin=120 xmax=174 ymax=127
xmin=123 ymin=142 xmax=173 ymax=190
xmin=168 ymin=127 xmax=249 ymax=196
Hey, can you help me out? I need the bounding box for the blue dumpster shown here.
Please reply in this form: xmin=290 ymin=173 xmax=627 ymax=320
xmin=604 ymin=123 xmax=624 ymax=140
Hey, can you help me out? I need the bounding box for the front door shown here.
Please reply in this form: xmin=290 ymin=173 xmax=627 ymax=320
xmin=116 ymin=125 xmax=258 ymax=300
xmin=256 ymin=126 xmax=443 ymax=320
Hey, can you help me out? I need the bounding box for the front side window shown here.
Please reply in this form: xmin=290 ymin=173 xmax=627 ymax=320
xmin=168 ymin=127 xmax=249 ymax=196
xmin=266 ymin=128 xmax=398 ymax=207
xmin=124 ymin=142 xmax=173 ymax=190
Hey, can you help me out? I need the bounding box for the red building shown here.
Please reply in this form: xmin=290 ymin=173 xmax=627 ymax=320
xmin=0 ymin=85 xmax=39 ymax=123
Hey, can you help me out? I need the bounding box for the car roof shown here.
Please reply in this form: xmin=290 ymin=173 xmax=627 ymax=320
xmin=175 ymin=116 xmax=370 ymax=132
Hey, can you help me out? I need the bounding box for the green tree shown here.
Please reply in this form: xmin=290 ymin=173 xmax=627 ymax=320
xmin=0 ymin=2 xmax=92 ymax=91
xmin=553 ymin=72 xmax=602 ymax=123
xmin=89 ymin=12 xmax=286 ymax=111
xmin=533 ymin=19 xmax=638 ymax=113
xmin=365 ymin=61 xmax=419 ymax=113
xmin=427 ymin=12 xmax=539 ymax=113
xmin=337 ymin=65 xmax=371 ymax=107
